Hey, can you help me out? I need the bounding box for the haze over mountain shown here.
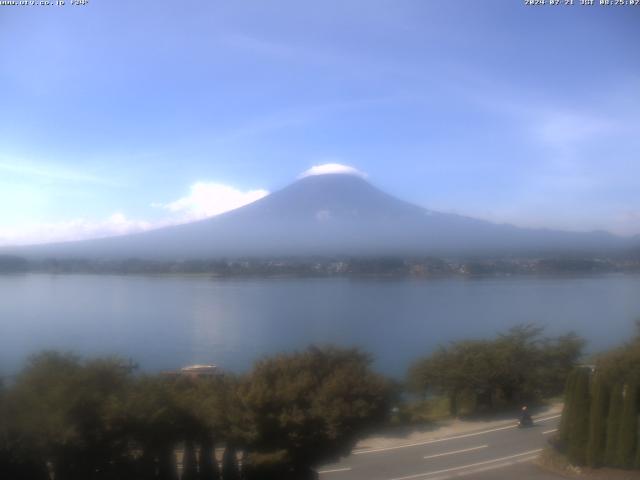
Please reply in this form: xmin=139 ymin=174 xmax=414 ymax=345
xmin=4 ymin=172 xmax=634 ymax=260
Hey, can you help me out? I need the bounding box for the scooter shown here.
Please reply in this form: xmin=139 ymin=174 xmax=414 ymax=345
xmin=518 ymin=412 xmax=533 ymax=428
xmin=518 ymin=416 xmax=533 ymax=428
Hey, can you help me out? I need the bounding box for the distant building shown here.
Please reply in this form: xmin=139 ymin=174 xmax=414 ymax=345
xmin=181 ymin=364 xmax=219 ymax=378
xmin=162 ymin=364 xmax=221 ymax=379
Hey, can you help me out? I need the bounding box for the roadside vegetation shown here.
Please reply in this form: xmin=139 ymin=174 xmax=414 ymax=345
xmin=407 ymin=325 xmax=583 ymax=417
xmin=0 ymin=347 xmax=392 ymax=480
xmin=0 ymin=326 xmax=585 ymax=479
xmin=554 ymin=324 xmax=640 ymax=471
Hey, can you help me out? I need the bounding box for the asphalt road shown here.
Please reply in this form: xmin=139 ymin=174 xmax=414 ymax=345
xmin=317 ymin=414 xmax=564 ymax=480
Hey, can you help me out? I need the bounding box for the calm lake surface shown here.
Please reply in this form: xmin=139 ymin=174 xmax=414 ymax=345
xmin=2 ymin=273 xmax=640 ymax=377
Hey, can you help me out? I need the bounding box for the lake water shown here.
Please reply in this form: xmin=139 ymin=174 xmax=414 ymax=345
xmin=1 ymin=273 xmax=640 ymax=377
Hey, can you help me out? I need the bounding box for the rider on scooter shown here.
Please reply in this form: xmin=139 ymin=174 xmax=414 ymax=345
xmin=519 ymin=405 xmax=533 ymax=427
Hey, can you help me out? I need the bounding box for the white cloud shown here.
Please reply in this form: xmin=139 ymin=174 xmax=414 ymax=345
xmin=300 ymin=163 xmax=366 ymax=178
xmin=0 ymin=213 xmax=155 ymax=246
xmin=0 ymin=181 xmax=271 ymax=246
xmin=157 ymin=182 xmax=269 ymax=221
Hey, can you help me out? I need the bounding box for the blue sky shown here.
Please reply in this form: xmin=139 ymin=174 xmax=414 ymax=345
xmin=1 ymin=0 xmax=639 ymax=245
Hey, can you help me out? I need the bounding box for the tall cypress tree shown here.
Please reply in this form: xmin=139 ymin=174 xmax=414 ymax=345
xmin=586 ymin=373 xmax=609 ymax=468
xmin=559 ymin=369 xmax=579 ymax=449
xmin=634 ymin=416 xmax=640 ymax=469
xmin=567 ymin=368 xmax=591 ymax=465
xmin=616 ymin=383 xmax=638 ymax=468
xmin=605 ymin=383 xmax=624 ymax=466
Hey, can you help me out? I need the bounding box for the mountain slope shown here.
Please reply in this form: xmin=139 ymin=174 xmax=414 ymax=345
xmin=5 ymin=174 xmax=630 ymax=259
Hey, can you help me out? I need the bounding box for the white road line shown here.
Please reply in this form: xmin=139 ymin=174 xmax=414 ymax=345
xmin=388 ymin=449 xmax=543 ymax=480
xmin=423 ymin=445 xmax=488 ymax=460
xmin=354 ymin=425 xmax=515 ymax=455
xmin=427 ymin=454 xmax=539 ymax=480
xmin=354 ymin=413 xmax=561 ymax=455
xmin=535 ymin=414 xmax=562 ymax=423
xmin=542 ymin=428 xmax=558 ymax=435
xmin=318 ymin=467 xmax=352 ymax=474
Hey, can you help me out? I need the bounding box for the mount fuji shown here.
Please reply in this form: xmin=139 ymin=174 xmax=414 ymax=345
xmin=4 ymin=172 xmax=630 ymax=260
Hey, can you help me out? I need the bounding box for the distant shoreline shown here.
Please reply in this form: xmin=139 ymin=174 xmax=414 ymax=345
xmin=2 ymin=254 xmax=640 ymax=278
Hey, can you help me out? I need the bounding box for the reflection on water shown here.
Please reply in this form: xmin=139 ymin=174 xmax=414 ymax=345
xmin=1 ymin=273 xmax=640 ymax=377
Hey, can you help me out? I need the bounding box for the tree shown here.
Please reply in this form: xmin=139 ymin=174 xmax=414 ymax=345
xmin=242 ymin=450 xmax=292 ymax=480
xmin=408 ymin=343 xmax=483 ymax=415
xmin=539 ymin=333 xmax=586 ymax=398
xmin=558 ymin=369 xmax=578 ymax=449
xmin=567 ymin=368 xmax=590 ymax=465
xmin=0 ymin=375 xmax=50 ymax=480
xmin=605 ymin=383 xmax=624 ymax=466
xmin=240 ymin=346 xmax=392 ymax=479
xmin=408 ymin=325 xmax=584 ymax=416
xmin=597 ymin=323 xmax=640 ymax=387
xmin=616 ymin=383 xmax=638 ymax=468
xmin=168 ymin=375 xmax=228 ymax=480
xmin=586 ymin=373 xmax=609 ymax=468
xmin=4 ymin=352 xmax=138 ymax=480
xmin=551 ymin=324 xmax=640 ymax=470
xmin=493 ymin=324 xmax=546 ymax=404
xmin=124 ymin=376 xmax=186 ymax=480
